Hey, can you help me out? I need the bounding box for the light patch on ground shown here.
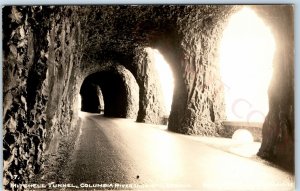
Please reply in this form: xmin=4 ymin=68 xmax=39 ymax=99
xmin=184 ymin=136 xmax=261 ymax=158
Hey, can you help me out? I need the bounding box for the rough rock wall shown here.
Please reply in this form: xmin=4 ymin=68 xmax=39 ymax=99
xmin=134 ymin=48 xmax=166 ymax=124
xmin=3 ymin=6 xmax=83 ymax=189
xmin=3 ymin=6 xmax=52 ymax=189
xmin=44 ymin=7 xmax=83 ymax=155
xmin=166 ymin=6 xmax=233 ymax=135
xmin=114 ymin=65 xmax=139 ymax=119
xmin=255 ymin=5 xmax=294 ymax=172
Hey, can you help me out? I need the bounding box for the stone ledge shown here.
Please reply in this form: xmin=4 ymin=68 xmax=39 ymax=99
xmin=221 ymin=121 xmax=263 ymax=142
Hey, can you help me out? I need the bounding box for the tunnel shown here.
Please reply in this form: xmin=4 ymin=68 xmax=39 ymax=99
xmin=80 ymin=66 xmax=139 ymax=118
xmin=2 ymin=5 xmax=295 ymax=190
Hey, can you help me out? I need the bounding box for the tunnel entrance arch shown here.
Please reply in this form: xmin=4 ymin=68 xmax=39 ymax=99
xmin=219 ymin=7 xmax=275 ymax=123
xmin=79 ymin=65 xmax=139 ymax=119
xmin=219 ymin=7 xmax=276 ymax=142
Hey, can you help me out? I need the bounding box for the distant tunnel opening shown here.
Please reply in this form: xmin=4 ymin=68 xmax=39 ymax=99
xmin=80 ymin=66 xmax=139 ymax=119
xmin=80 ymin=82 xmax=103 ymax=113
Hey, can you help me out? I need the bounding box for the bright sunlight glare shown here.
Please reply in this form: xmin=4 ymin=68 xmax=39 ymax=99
xmin=150 ymin=48 xmax=174 ymax=115
xmin=219 ymin=7 xmax=276 ymax=122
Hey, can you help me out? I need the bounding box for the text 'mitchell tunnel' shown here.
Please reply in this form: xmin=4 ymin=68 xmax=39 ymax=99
xmin=2 ymin=5 xmax=294 ymax=190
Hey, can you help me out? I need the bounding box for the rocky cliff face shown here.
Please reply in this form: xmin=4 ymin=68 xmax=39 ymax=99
xmin=255 ymin=5 xmax=294 ymax=172
xmin=3 ymin=6 xmax=83 ymax=190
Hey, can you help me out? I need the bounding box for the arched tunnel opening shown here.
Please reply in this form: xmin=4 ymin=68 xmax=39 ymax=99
xmin=220 ymin=7 xmax=275 ymax=123
xmin=80 ymin=66 xmax=139 ymax=118
xmin=152 ymin=49 xmax=174 ymax=116
xmin=219 ymin=7 xmax=276 ymax=144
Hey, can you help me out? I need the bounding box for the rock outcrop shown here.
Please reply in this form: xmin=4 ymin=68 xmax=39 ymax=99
xmin=255 ymin=5 xmax=294 ymax=172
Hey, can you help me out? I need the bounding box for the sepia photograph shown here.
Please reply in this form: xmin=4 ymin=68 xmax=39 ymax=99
xmin=2 ymin=4 xmax=295 ymax=190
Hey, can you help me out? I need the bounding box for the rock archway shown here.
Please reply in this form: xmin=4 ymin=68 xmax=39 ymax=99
xmin=80 ymin=65 xmax=139 ymax=118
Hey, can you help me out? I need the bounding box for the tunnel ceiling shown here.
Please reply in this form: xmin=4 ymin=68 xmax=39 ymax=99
xmin=73 ymin=5 xmax=235 ymax=59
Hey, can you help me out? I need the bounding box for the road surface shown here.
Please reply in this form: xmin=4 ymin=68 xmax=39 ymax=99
xmin=64 ymin=112 xmax=294 ymax=190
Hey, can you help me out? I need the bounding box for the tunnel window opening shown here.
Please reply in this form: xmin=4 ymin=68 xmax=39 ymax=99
xmin=219 ymin=7 xmax=276 ymax=125
xmin=150 ymin=48 xmax=174 ymax=119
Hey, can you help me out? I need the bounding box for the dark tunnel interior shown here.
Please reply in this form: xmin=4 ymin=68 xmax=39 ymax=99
xmin=80 ymin=70 xmax=128 ymax=118
xmin=80 ymin=82 xmax=101 ymax=113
